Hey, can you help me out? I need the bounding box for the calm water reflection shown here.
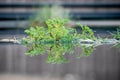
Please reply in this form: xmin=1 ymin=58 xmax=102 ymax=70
xmin=0 ymin=38 xmax=120 ymax=80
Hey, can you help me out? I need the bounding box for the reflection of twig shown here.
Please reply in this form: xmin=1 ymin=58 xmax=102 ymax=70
xmin=79 ymin=39 xmax=119 ymax=47
xmin=0 ymin=37 xmax=19 ymax=43
xmin=113 ymin=41 xmax=120 ymax=48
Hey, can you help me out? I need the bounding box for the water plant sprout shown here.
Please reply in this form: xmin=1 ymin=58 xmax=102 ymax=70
xmin=0 ymin=18 xmax=120 ymax=64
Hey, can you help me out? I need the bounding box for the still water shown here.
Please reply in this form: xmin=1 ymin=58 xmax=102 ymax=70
xmin=0 ymin=27 xmax=120 ymax=80
xmin=0 ymin=39 xmax=120 ymax=80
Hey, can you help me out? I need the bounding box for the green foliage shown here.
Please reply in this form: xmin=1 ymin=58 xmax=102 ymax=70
xmin=76 ymin=24 xmax=96 ymax=58
xmin=25 ymin=3 xmax=98 ymax=63
xmin=46 ymin=18 xmax=78 ymax=41
xmin=78 ymin=24 xmax=95 ymax=40
xmin=21 ymin=18 xmax=102 ymax=64
xmin=47 ymin=43 xmax=73 ymax=64
xmin=21 ymin=18 xmax=80 ymax=64
xmin=23 ymin=18 xmax=77 ymax=43
xmin=23 ymin=18 xmax=78 ymax=43
xmin=112 ymin=27 xmax=120 ymax=40
xmin=77 ymin=46 xmax=94 ymax=59
xmin=112 ymin=27 xmax=120 ymax=47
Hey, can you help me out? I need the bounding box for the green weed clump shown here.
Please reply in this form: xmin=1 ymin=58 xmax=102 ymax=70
xmin=23 ymin=18 xmax=79 ymax=43
xmin=78 ymin=24 xmax=95 ymax=40
xmin=21 ymin=18 xmax=98 ymax=64
xmin=21 ymin=18 xmax=80 ymax=64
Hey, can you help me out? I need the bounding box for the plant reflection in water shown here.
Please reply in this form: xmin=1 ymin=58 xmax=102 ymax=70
xmin=20 ymin=18 xmax=120 ymax=64
xmin=21 ymin=39 xmax=96 ymax=64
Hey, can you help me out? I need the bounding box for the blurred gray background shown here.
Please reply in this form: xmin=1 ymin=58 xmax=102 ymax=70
xmin=0 ymin=0 xmax=120 ymax=80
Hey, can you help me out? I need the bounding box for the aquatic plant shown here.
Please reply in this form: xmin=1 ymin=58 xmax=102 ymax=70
xmin=21 ymin=18 xmax=98 ymax=64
